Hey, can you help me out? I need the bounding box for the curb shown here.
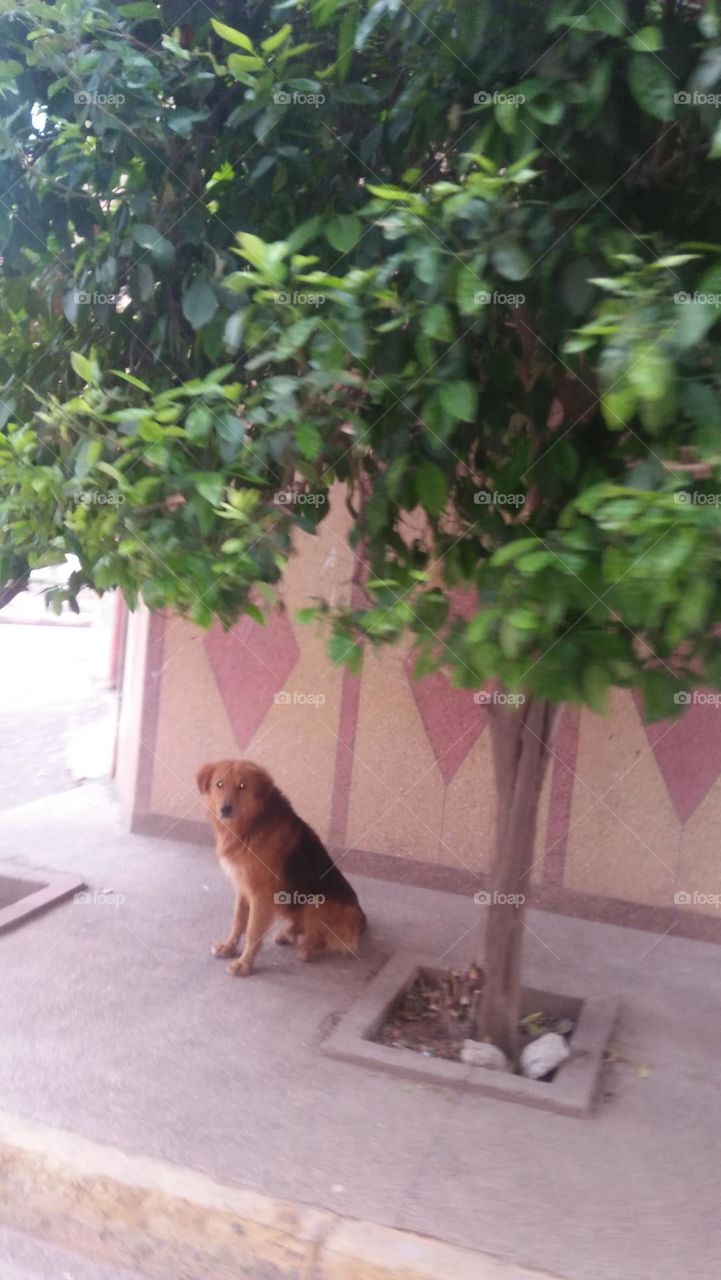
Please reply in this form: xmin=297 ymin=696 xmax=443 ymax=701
xmin=0 ymin=1109 xmax=564 ymax=1280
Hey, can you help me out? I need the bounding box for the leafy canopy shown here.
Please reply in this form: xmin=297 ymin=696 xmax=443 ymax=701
xmin=2 ymin=0 xmax=721 ymax=717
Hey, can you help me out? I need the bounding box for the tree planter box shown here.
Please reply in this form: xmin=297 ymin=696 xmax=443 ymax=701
xmin=0 ymin=863 xmax=86 ymax=935
xmin=321 ymin=951 xmax=618 ymax=1117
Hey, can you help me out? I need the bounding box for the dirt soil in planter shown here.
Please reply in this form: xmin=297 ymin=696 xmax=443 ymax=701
xmin=373 ymin=964 xmax=576 ymax=1070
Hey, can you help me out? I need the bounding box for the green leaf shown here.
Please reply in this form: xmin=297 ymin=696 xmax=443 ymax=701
xmin=457 ymin=0 xmax=489 ymax=52
xmin=110 ymin=370 xmax=151 ymax=392
xmin=367 ymin=184 xmax=416 ymax=203
xmin=182 ymin=279 xmax=218 ymax=331
xmin=516 ymin=550 xmax=554 ymax=573
xmin=456 ymin=264 xmax=485 ymax=315
xmin=63 ymin=291 xmax=78 ymax=324
xmin=627 ymin=55 xmax=675 ymax=122
xmin=74 ymin=438 xmax=103 ymax=477
xmin=243 ymin=602 xmax=265 ymax=625
xmin=674 ymin=299 xmax=720 ymax=349
xmin=421 ymin=303 xmax=454 ymax=342
xmin=491 ymin=537 xmax=538 ymax=566
xmin=628 ymin=25 xmax=663 ymax=52
xmin=185 ymin=403 xmax=214 ymax=442
xmin=216 ymin=413 xmax=246 ymax=454
xmin=325 ymin=214 xmax=363 ymax=252
xmin=296 ymin=605 xmax=321 ymax=623
xmin=223 ymin=311 xmax=245 ymax=353
xmin=602 ymin=384 xmax=637 ymax=428
xmin=495 ymin=98 xmax=519 ymax=136
xmin=261 ymin=24 xmax=292 ymax=53
xmin=583 ymin=664 xmax=610 ymax=715
xmin=627 ymin=346 xmax=673 ymax=403
xmin=491 ymin=239 xmax=531 ymax=281
xmin=297 ymin=421 xmax=323 ymax=460
xmin=336 ymin=6 xmax=357 ymax=81
xmin=119 ymin=1 xmax=159 ymax=18
xmin=227 ymin=53 xmax=265 ymax=75
xmin=133 ymin=224 xmax=175 ymax=268
xmin=526 ymin=93 xmax=564 ymax=126
xmin=588 ymin=0 xmax=626 ymax=34
xmin=499 ymin=614 xmax=522 ymax=658
xmin=195 ymin=473 xmax=225 ymax=505
xmin=70 ymin=352 xmax=97 ymax=384
xmin=439 ymin=379 xmax=478 ymax=422
xmin=328 ymin=632 xmax=363 ymax=672
xmin=416 ymin=462 xmax=448 ymax=518
xmin=210 ymin=18 xmax=255 ymax=51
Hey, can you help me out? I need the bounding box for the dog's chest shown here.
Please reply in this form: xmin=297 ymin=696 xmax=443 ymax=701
xmin=218 ymin=852 xmax=248 ymax=890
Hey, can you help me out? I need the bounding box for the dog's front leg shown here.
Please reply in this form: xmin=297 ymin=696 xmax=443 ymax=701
xmin=212 ymin=889 xmax=248 ymax=958
xmin=227 ymin=896 xmax=275 ymax=977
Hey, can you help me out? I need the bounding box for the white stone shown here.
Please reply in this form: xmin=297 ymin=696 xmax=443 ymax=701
xmin=520 ymin=1032 xmax=571 ymax=1079
xmin=460 ymin=1040 xmax=509 ymax=1071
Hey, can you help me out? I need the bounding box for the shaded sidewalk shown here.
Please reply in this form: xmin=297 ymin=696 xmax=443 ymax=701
xmin=1 ymin=783 xmax=720 ymax=1280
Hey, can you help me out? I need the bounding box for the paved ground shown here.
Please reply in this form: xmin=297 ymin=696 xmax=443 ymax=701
xmin=0 ymin=1223 xmax=145 ymax=1280
xmin=0 ymin=623 xmax=113 ymax=810
xmin=1 ymin=784 xmax=720 ymax=1280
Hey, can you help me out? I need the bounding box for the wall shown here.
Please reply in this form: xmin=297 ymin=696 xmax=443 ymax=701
xmin=116 ymin=500 xmax=721 ymax=943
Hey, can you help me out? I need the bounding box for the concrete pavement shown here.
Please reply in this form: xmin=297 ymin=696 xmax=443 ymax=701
xmin=0 ymin=624 xmax=114 ymax=811
xmin=0 ymin=783 xmax=720 ymax=1280
xmin=0 ymin=1223 xmax=146 ymax=1280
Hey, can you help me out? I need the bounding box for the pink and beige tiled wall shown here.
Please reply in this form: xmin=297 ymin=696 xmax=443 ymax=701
xmin=116 ymin=502 xmax=721 ymax=942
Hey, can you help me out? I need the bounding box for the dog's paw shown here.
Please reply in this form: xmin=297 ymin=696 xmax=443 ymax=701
xmin=212 ymin=941 xmax=237 ymax=959
xmin=297 ymin=940 xmax=326 ymax=962
xmin=228 ymin=957 xmax=253 ymax=977
xmin=275 ymin=930 xmax=296 ymax=945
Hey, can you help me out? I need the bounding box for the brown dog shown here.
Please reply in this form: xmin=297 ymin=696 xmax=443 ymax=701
xmin=197 ymin=759 xmax=366 ymax=976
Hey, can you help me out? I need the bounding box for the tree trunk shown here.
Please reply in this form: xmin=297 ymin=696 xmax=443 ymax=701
xmin=477 ymin=694 xmax=555 ymax=1060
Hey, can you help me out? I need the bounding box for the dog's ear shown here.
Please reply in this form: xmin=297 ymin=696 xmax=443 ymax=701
xmin=196 ymin=763 xmax=215 ymax=795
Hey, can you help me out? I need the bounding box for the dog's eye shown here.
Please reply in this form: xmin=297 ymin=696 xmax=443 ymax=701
xmin=216 ymin=781 xmax=223 ymax=789
xmin=237 ymin=783 xmax=245 ymax=790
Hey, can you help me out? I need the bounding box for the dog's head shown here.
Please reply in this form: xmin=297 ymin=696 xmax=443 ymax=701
xmin=196 ymin=759 xmax=274 ymax=834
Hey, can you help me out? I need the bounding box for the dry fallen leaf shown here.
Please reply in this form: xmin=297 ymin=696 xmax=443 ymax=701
xmin=603 ymin=1045 xmax=628 ymax=1064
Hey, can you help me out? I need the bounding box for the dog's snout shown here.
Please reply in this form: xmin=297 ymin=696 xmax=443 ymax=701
xmin=219 ymin=803 xmax=233 ymax=819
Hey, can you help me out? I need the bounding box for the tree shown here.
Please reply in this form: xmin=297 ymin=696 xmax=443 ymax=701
xmin=2 ymin=0 xmax=721 ymax=1057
